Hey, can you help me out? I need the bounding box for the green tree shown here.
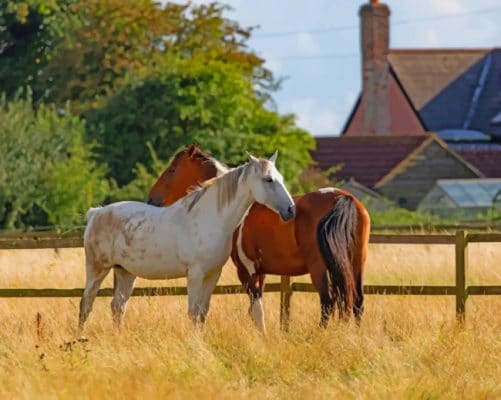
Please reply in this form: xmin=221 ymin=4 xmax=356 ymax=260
xmin=1 ymin=1 xmax=316 ymax=206
xmin=0 ymin=91 xmax=109 ymax=229
xmin=37 ymin=0 xmax=274 ymax=111
xmin=85 ymin=56 xmax=314 ymax=189
xmin=42 ymin=131 xmax=110 ymax=227
xmin=1 ymin=1 xmax=273 ymax=110
xmin=0 ymin=1 xmax=71 ymax=102
xmin=108 ymin=143 xmax=167 ymax=202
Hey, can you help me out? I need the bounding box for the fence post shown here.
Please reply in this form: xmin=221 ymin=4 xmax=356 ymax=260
xmin=280 ymin=276 xmax=292 ymax=331
xmin=455 ymin=230 xmax=468 ymax=322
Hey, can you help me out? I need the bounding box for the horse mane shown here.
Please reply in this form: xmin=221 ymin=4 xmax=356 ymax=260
xmin=184 ymin=161 xmax=256 ymax=213
xmin=206 ymin=157 xmax=229 ymax=176
xmin=173 ymin=144 xmax=229 ymax=176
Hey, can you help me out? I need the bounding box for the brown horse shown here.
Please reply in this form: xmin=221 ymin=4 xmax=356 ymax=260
xmin=148 ymin=145 xmax=370 ymax=331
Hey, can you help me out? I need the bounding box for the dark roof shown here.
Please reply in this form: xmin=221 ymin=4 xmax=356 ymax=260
xmin=472 ymin=51 xmax=501 ymax=138
xmin=312 ymin=135 xmax=429 ymax=187
xmin=450 ymin=143 xmax=501 ymax=178
xmin=389 ymin=48 xmax=501 ymax=136
xmin=389 ymin=49 xmax=490 ymax=109
xmin=437 ymin=129 xmax=490 ymax=142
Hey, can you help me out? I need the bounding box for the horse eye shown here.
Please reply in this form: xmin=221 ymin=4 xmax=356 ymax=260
xmin=264 ymin=176 xmax=273 ymax=183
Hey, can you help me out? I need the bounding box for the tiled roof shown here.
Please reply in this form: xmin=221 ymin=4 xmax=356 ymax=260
xmin=312 ymin=135 xmax=429 ymax=187
xmin=389 ymin=48 xmax=501 ymax=136
xmin=450 ymin=143 xmax=501 ymax=178
xmin=389 ymin=49 xmax=490 ymax=110
xmin=470 ymin=50 xmax=501 ymax=137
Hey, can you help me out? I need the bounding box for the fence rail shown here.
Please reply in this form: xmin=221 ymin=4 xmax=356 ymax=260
xmin=1 ymin=230 xmax=500 ymax=329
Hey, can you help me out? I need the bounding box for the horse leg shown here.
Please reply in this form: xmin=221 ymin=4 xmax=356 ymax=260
xmin=352 ymin=201 xmax=370 ymax=323
xmin=234 ymin=258 xmax=266 ymax=333
xmin=187 ymin=266 xmax=206 ymax=325
xmin=111 ymin=266 xmax=136 ymax=329
xmin=310 ymin=268 xmax=334 ymax=328
xmin=248 ymin=274 xmax=266 ymax=334
xmin=353 ymin=272 xmax=364 ymax=323
xmin=351 ymin=233 xmax=368 ymax=323
xmin=197 ymin=266 xmax=223 ymax=324
xmin=78 ymin=263 xmax=110 ymax=334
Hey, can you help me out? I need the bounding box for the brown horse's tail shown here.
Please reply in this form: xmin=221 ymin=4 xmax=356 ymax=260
xmin=316 ymin=195 xmax=357 ymax=318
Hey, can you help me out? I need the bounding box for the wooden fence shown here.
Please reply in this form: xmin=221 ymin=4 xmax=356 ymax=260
xmin=1 ymin=230 xmax=500 ymax=330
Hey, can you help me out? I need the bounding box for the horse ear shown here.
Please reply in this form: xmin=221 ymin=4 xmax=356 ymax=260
xmin=246 ymin=151 xmax=259 ymax=163
xmin=187 ymin=144 xmax=197 ymax=157
xmin=269 ymin=150 xmax=278 ymax=164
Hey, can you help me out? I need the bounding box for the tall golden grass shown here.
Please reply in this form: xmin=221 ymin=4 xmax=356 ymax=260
xmin=0 ymin=243 xmax=500 ymax=399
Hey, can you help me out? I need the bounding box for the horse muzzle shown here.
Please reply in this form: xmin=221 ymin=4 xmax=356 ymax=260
xmin=279 ymin=204 xmax=296 ymax=221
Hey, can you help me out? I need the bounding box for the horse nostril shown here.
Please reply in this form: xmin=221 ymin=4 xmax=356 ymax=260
xmin=288 ymin=204 xmax=296 ymax=217
xmin=147 ymin=198 xmax=154 ymax=205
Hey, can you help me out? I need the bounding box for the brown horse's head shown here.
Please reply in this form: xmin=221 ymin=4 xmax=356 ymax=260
xmin=147 ymin=144 xmax=223 ymax=207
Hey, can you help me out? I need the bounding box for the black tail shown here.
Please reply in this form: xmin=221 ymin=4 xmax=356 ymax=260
xmin=316 ymin=195 xmax=357 ymax=318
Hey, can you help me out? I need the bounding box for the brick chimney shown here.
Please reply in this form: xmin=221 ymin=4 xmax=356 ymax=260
xmin=359 ymin=0 xmax=391 ymax=135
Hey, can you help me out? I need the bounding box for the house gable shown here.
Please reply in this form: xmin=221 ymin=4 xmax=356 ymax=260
xmin=388 ymin=48 xmax=501 ymax=137
xmin=343 ymin=48 xmax=501 ymax=138
xmin=343 ymin=70 xmax=425 ymax=136
xmin=377 ymin=139 xmax=482 ymax=210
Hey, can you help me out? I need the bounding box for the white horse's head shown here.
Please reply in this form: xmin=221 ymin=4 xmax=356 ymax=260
xmin=246 ymin=151 xmax=295 ymax=221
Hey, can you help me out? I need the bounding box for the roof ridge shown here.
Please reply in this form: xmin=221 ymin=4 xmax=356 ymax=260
xmin=389 ymin=48 xmax=493 ymax=54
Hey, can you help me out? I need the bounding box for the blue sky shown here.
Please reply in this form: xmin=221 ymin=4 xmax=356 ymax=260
xmin=189 ymin=0 xmax=501 ymax=136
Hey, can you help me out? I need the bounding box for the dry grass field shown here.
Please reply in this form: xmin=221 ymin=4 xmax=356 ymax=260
xmin=0 ymin=243 xmax=500 ymax=399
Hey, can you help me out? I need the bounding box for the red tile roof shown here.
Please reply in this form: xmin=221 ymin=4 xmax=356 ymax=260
xmin=451 ymin=144 xmax=501 ymax=178
xmin=312 ymin=135 xmax=429 ymax=187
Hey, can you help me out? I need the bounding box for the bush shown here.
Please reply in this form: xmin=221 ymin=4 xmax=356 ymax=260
xmin=0 ymin=91 xmax=109 ymax=229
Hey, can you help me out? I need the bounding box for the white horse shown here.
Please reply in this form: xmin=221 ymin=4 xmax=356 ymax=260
xmin=78 ymin=153 xmax=295 ymax=332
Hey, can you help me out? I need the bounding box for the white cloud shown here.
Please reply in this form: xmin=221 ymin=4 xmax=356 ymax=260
xmin=295 ymin=33 xmax=321 ymax=55
xmin=423 ymin=28 xmax=440 ymax=46
xmin=283 ymin=98 xmax=343 ymax=136
xmin=460 ymin=19 xmax=498 ymax=45
xmin=418 ymin=0 xmax=466 ymax=14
